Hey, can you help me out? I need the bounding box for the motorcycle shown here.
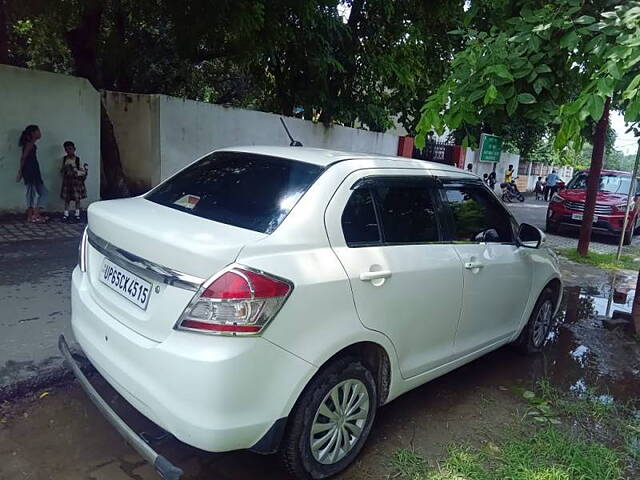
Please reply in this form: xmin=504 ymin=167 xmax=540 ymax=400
xmin=501 ymin=179 xmax=525 ymax=203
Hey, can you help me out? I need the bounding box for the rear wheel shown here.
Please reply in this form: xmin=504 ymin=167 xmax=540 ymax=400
xmin=279 ymin=357 xmax=377 ymax=479
xmin=517 ymin=193 xmax=525 ymax=202
xmin=502 ymin=193 xmax=510 ymax=203
xmin=513 ymin=287 xmax=556 ymax=354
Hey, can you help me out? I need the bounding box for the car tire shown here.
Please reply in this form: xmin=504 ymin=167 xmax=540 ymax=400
xmin=545 ymin=219 xmax=558 ymax=234
xmin=279 ymin=357 xmax=377 ymax=479
xmin=623 ymin=229 xmax=632 ymax=245
xmin=512 ymin=287 xmax=556 ymax=355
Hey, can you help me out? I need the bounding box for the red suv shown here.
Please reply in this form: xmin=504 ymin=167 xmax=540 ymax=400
xmin=546 ymin=169 xmax=639 ymax=244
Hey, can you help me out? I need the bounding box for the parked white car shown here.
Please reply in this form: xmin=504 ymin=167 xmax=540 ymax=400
xmin=60 ymin=146 xmax=562 ymax=480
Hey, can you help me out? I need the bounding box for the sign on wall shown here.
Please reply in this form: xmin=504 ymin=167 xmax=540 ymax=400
xmin=478 ymin=134 xmax=503 ymax=163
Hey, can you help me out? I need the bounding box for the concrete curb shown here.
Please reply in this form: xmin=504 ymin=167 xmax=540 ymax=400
xmin=0 ymin=345 xmax=88 ymax=402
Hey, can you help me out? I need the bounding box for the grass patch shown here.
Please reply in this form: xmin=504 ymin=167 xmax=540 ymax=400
xmin=392 ymin=430 xmax=623 ymax=480
xmin=557 ymin=248 xmax=640 ymax=271
xmin=392 ymin=380 xmax=639 ymax=480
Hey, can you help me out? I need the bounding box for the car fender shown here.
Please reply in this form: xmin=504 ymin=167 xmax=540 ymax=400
xmin=511 ymin=247 xmax=562 ymax=341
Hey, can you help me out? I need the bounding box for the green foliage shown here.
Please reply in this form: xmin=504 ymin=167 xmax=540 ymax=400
xmin=3 ymin=0 xmax=465 ymax=134
xmin=392 ymin=429 xmax=623 ymax=480
xmin=392 ymin=379 xmax=639 ymax=480
xmin=520 ymin=389 xmax=562 ymax=425
xmin=416 ymin=0 xmax=640 ymax=151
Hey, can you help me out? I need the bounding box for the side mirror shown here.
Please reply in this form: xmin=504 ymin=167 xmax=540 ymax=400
xmin=518 ymin=223 xmax=544 ymax=249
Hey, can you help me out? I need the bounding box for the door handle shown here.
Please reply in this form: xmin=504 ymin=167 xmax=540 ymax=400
xmin=464 ymin=261 xmax=485 ymax=270
xmin=359 ymin=270 xmax=392 ymax=281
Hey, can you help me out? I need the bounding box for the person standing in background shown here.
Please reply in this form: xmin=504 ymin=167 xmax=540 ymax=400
xmin=60 ymin=141 xmax=88 ymax=222
xmin=466 ymin=163 xmax=473 ymax=173
xmin=488 ymin=171 xmax=497 ymax=191
xmin=504 ymin=164 xmax=514 ymax=183
xmin=16 ymin=125 xmax=48 ymax=223
xmin=535 ymin=176 xmax=544 ymax=200
xmin=545 ymin=170 xmax=559 ymax=201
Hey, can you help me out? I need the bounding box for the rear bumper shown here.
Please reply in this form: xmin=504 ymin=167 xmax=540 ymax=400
xmin=70 ymin=267 xmax=316 ymax=453
xmin=58 ymin=335 xmax=183 ymax=480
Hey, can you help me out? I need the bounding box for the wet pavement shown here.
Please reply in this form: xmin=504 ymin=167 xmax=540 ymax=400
xmin=1 ymin=264 xmax=638 ymax=479
xmin=0 ymin=237 xmax=80 ymax=399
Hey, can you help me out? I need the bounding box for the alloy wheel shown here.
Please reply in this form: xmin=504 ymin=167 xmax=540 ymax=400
xmin=309 ymin=379 xmax=370 ymax=465
xmin=532 ymin=299 xmax=553 ymax=347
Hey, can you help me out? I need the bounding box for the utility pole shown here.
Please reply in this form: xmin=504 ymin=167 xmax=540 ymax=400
xmin=616 ymin=139 xmax=640 ymax=260
xmin=626 ymin=139 xmax=640 ymax=335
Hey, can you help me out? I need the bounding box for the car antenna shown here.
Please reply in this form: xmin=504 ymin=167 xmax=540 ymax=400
xmin=280 ymin=117 xmax=303 ymax=147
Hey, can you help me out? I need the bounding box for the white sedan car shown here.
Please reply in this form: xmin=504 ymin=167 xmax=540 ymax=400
xmin=60 ymin=146 xmax=561 ymax=479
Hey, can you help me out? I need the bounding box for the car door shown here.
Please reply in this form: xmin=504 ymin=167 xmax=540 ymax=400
xmin=437 ymin=179 xmax=533 ymax=356
xmin=325 ymin=170 xmax=464 ymax=379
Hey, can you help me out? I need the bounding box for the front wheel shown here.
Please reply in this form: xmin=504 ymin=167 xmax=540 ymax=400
xmin=517 ymin=193 xmax=525 ymax=202
xmin=545 ymin=218 xmax=558 ymax=234
xmin=623 ymin=229 xmax=632 ymax=246
xmin=279 ymin=357 xmax=377 ymax=479
xmin=513 ymin=287 xmax=556 ymax=354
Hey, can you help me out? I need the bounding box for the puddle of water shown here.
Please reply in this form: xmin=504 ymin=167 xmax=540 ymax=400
xmin=441 ymin=272 xmax=640 ymax=408
xmin=497 ymin=273 xmax=640 ymax=406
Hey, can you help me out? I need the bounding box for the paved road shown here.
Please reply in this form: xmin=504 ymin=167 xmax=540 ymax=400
xmin=506 ymin=197 xmax=640 ymax=252
xmin=0 ymin=236 xmax=79 ymax=398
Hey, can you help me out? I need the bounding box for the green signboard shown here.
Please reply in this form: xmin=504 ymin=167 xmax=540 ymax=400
xmin=479 ymin=134 xmax=503 ymax=163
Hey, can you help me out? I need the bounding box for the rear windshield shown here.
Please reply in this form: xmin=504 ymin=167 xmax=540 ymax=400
xmin=567 ymin=172 xmax=633 ymax=195
xmin=146 ymin=152 xmax=324 ymax=233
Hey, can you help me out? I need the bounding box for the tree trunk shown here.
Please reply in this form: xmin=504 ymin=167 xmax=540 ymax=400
xmin=65 ymin=0 xmax=102 ymax=87
xmin=0 ymin=0 xmax=9 ymax=64
xmin=100 ymin=101 xmax=129 ymax=198
xmin=65 ymin=0 xmax=129 ymax=198
xmin=577 ymin=96 xmax=611 ymax=256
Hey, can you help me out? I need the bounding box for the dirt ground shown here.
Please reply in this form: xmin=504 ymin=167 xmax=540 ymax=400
xmin=1 ymin=266 xmax=639 ymax=480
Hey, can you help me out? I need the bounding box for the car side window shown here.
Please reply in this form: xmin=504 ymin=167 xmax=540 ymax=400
xmin=341 ymin=188 xmax=381 ymax=246
xmin=440 ymin=184 xmax=514 ymax=243
xmin=373 ymin=182 xmax=439 ymax=244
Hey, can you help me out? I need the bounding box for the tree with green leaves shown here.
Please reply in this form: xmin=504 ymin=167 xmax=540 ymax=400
xmin=416 ymin=0 xmax=640 ymax=256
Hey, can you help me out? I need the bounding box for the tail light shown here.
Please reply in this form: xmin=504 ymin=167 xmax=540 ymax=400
xmin=176 ymin=266 xmax=293 ymax=336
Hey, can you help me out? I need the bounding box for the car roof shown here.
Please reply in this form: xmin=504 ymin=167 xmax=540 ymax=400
xmin=216 ymin=145 xmax=467 ymax=175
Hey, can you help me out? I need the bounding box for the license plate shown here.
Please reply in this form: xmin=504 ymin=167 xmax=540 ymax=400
xmin=571 ymin=213 xmax=598 ymax=223
xmin=100 ymin=259 xmax=152 ymax=310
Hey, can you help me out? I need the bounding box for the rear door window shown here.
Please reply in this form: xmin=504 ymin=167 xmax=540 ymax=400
xmin=146 ymin=152 xmax=324 ymax=234
xmin=341 ymin=177 xmax=440 ymax=247
xmin=374 ymin=181 xmax=439 ymax=244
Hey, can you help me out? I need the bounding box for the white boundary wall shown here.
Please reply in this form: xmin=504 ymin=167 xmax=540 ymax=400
xmin=104 ymin=91 xmax=400 ymax=191
xmin=464 ymin=148 xmax=521 ymax=193
xmin=0 ymin=65 xmax=100 ymax=212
